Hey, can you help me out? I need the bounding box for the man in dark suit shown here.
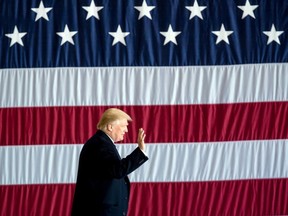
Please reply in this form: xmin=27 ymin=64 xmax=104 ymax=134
xmin=71 ymin=108 xmax=148 ymax=216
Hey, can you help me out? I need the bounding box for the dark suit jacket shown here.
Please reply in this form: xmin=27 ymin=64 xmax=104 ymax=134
xmin=71 ymin=130 xmax=148 ymax=216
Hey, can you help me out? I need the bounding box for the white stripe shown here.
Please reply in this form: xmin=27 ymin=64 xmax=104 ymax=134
xmin=1 ymin=140 xmax=287 ymax=184
xmin=0 ymin=63 xmax=287 ymax=107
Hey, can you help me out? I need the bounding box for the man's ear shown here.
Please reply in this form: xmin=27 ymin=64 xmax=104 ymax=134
xmin=107 ymin=124 xmax=113 ymax=132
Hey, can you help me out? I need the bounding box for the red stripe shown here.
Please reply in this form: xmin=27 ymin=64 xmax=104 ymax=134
xmin=1 ymin=180 xmax=287 ymax=216
xmin=0 ymin=102 xmax=287 ymax=145
xmin=0 ymin=184 xmax=75 ymax=216
xmin=129 ymin=180 xmax=288 ymax=216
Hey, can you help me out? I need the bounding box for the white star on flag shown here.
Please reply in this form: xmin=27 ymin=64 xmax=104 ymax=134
xmin=31 ymin=0 xmax=52 ymax=21
xmin=160 ymin=25 xmax=181 ymax=45
xmin=237 ymin=0 xmax=258 ymax=19
xmin=212 ymin=24 xmax=233 ymax=45
xmin=263 ymin=24 xmax=284 ymax=45
xmin=185 ymin=0 xmax=207 ymax=20
xmin=56 ymin=25 xmax=78 ymax=46
xmin=5 ymin=26 xmax=27 ymax=47
xmin=82 ymin=0 xmax=103 ymax=20
xmin=109 ymin=25 xmax=130 ymax=46
xmin=134 ymin=0 xmax=155 ymax=20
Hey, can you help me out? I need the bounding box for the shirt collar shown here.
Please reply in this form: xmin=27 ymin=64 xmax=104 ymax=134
xmin=102 ymin=130 xmax=115 ymax=144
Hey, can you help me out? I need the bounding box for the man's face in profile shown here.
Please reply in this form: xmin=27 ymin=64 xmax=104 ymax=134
xmin=109 ymin=119 xmax=129 ymax=142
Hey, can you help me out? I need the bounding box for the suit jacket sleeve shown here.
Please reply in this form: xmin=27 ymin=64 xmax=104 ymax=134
xmin=102 ymin=146 xmax=148 ymax=179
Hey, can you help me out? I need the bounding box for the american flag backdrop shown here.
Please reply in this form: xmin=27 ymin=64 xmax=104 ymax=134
xmin=0 ymin=0 xmax=288 ymax=215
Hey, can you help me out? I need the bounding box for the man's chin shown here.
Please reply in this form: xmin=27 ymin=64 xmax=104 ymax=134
xmin=115 ymin=137 xmax=124 ymax=143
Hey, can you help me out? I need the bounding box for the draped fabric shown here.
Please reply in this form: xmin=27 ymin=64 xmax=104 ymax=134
xmin=0 ymin=0 xmax=288 ymax=215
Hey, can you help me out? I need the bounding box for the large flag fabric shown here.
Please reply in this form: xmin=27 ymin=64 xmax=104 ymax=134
xmin=0 ymin=0 xmax=288 ymax=215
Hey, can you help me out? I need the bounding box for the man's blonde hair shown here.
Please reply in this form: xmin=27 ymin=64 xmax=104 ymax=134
xmin=97 ymin=108 xmax=132 ymax=130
